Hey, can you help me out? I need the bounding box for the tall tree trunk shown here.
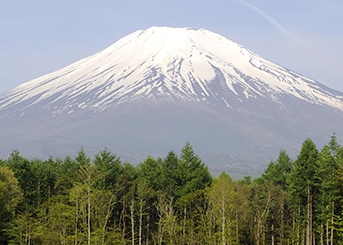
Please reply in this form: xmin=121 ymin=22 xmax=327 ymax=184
xmin=102 ymin=195 xmax=114 ymax=245
xmin=236 ymin=211 xmax=239 ymax=245
xmin=292 ymin=212 xmax=295 ymax=245
xmin=183 ymin=206 xmax=187 ymax=245
xmin=167 ymin=203 xmax=175 ymax=245
xmin=280 ymin=200 xmax=285 ymax=245
xmin=272 ymin=223 xmax=275 ymax=245
xmin=320 ymin=222 xmax=324 ymax=245
xmin=130 ymin=200 xmax=135 ymax=245
xmin=75 ymin=199 xmax=79 ymax=245
xmin=313 ymin=230 xmax=316 ymax=245
xmin=256 ymin=212 xmax=261 ymax=245
xmin=326 ymin=219 xmax=329 ymax=245
xmin=146 ymin=214 xmax=150 ymax=245
xmin=158 ymin=219 xmax=163 ymax=245
xmin=306 ymin=182 xmax=312 ymax=245
xmin=26 ymin=224 xmax=31 ymax=245
xmin=256 ymin=192 xmax=271 ymax=245
xmin=222 ymin=196 xmax=225 ymax=245
xmin=139 ymin=199 xmax=143 ymax=245
xmin=156 ymin=196 xmax=164 ymax=245
xmin=331 ymin=201 xmax=334 ymax=245
xmin=87 ymin=184 xmax=91 ymax=245
xmin=297 ymin=213 xmax=300 ymax=245
xmin=208 ymin=208 xmax=214 ymax=245
xmin=120 ymin=199 xmax=126 ymax=240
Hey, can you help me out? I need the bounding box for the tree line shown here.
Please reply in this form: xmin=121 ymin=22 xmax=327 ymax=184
xmin=1 ymin=136 xmax=343 ymax=244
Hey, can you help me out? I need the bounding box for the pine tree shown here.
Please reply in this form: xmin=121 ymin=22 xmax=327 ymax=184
xmin=288 ymin=138 xmax=319 ymax=245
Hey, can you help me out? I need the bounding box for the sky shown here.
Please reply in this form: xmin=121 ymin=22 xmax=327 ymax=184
xmin=1 ymin=0 xmax=343 ymax=92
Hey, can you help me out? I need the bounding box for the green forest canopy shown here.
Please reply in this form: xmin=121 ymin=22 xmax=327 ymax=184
xmin=1 ymin=136 xmax=343 ymax=244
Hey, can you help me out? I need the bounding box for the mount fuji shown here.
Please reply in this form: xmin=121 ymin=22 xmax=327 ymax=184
xmin=1 ymin=26 xmax=343 ymax=175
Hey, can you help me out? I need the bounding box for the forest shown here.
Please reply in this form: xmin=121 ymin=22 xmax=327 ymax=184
xmin=1 ymin=135 xmax=343 ymax=245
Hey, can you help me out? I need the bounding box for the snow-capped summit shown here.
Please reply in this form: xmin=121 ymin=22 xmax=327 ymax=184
xmin=1 ymin=26 xmax=343 ymax=117
xmin=1 ymin=26 xmax=343 ymax=174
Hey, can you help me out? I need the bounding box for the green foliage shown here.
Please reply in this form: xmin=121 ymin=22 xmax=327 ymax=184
xmin=262 ymin=149 xmax=292 ymax=189
xmin=137 ymin=156 xmax=163 ymax=191
xmin=206 ymin=172 xmax=238 ymax=244
xmin=2 ymin=137 xmax=343 ymax=244
xmin=175 ymin=142 xmax=212 ymax=197
xmin=162 ymin=150 xmax=178 ymax=195
xmin=93 ymin=148 xmax=122 ymax=190
xmin=288 ymin=138 xmax=319 ymax=206
xmin=0 ymin=166 xmax=23 ymax=244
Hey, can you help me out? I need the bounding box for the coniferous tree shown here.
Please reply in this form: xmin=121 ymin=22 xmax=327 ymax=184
xmin=261 ymin=149 xmax=293 ymax=244
xmin=235 ymin=177 xmax=254 ymax=244
xmin=3 ymin=138 xmax=343 ymax=244
xmin=316 ymin=134 xmax=343 ymax=245
xmin=288 ymin=138 xmax=319 ymax=245
xmin=175 ymin=142 xmax=212 ymax=243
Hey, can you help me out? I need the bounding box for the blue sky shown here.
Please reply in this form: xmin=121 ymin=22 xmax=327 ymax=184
xmin=1 ymin=0 xmax=343 ymax=92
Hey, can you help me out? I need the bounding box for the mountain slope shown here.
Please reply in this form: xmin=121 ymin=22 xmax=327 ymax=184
xmin=1 ymin=27 xmax=343 ymax=115
xmin=1 ymin=26 xmax=343 ymax=174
